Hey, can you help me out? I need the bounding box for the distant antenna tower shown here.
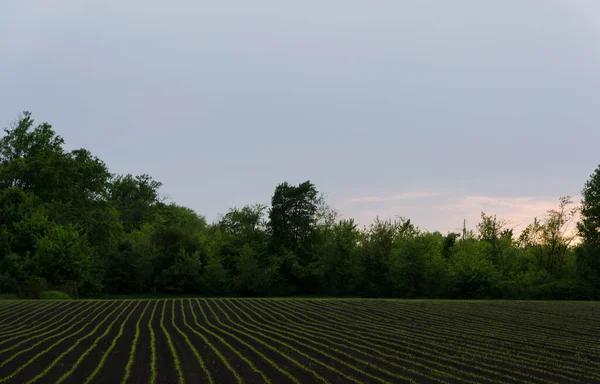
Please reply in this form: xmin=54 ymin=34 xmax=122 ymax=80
xmin=462 ymin=219 xmax=466 ymax=240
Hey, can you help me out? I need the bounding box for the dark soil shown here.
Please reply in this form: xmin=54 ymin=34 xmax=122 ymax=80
xmin=1 ymin=299 xmax=600 ymax=384
xmin=153 ymin=300 xmax=179 ymax=384
xmin=25 ymin=300 xmax=127 ymax=384
xmin=127 ymin=300 xmax=156 ymax=384
xmin=63 ymin=301 xmax=145 ymax=384
xmin=0 ymin=301 xmax=115 ymax=383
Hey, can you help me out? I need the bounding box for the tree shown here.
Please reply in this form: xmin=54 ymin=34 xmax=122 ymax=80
xmin=219 ymin=204 xmax=268 ymax=246
xmin=32 ymin=222 xmax=93 ymax=289
xmin=477 ymin=212 xmax=516 ymax=275
xmin=3 ymin=111 xmax=600 ymax=299
xmin=579 ymin=165 xmax=600 ymax=245
xmin=267 ymin=181 xmax=320 ymax=293
xmin=577 ymin=165 xmax=600 ymax=288
xmin=442 ymin=232 xmax=460 ymax=260
xmin=268 ymin=181 xmax=319 ymax=252
xmin=109 ymin=174 xmax=162 ymax=231
xmin=155 ymin=249 xmax=203 ymax=294
xmin=0 ymin=112 xmax=65 ymax=195
xmin=0 ymin=112 xmax=110 ymax=206
xmin=313 ymin=219 xmax=363 ymax=295
xmin=233 ymin=244 xmax=280 ymax=296
xmin=519 ymin=196 xmax=578 ymax=277
xmin=202 ymin=252 xmax=230 ymax=296
xmin=359 ymin=217 xmax=418 ymax=297
xmin=447 ymin=238 xmax=500 ymax=299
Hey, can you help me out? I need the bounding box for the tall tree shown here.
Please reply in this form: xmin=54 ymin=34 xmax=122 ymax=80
xmin=577 ymin=165 xmax=600 ymax=288
xmin=477 ymin=212 xmax=516 ymax=275
xmin=579 ymin=165 xmax=600 ymax=246
xmin=313 ymin=219 xmax=363 ymax=295
xmin=519 ymin=196 xmax=578 ymax=276
xmin=0 ymin=112 xmax=110 ymax=206
xmin=268 ymin=181 xmax=319 ymax=252
xmin=109 ymin=173 xmax=162 ymax=231
xmin=267 ymin=181 xmax=319 ymax=293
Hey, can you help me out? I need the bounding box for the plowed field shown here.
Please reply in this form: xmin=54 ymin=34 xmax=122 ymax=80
xmin=0 ymin=299 xmax=599 ymax=383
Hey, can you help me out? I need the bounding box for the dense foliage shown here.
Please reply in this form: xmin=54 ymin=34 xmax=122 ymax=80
xmin=1 ymin=112 xmax=599 ymax=299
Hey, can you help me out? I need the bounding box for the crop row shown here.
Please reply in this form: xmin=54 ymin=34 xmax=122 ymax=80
xmin=0 ymin=299 xmax=598 ymax=384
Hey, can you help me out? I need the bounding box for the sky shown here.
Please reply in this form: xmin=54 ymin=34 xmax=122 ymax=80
xmin=1 ymin=1 xmax=599 ymax=234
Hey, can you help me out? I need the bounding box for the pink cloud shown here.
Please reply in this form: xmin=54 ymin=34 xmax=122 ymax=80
xmin=338 ymin=193 xmax=582 ymax=236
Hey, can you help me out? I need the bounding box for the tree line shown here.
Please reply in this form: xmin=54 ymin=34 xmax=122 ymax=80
xmin=1 ymin=112 xmax=599 ymax=299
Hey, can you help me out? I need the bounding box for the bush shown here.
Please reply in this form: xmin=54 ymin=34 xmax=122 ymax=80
xmin=40 ymin=290 xmax=71 ymax=300
xmin=52 ymin=280 xmax=82 ymax=298
xmin=0 ymin=273 xmax=17 ymax=294
xmin=531 ymin=278 xmax=600 ymax=300
xmin=16 ymin=277 xmax=48 ymax=299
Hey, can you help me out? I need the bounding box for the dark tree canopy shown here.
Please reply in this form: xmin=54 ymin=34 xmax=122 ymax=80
xmin=0 ymin=112 xmax=598 ymax=300
xmin=268 ymin=181 xmax=319 ymax=252
xmin=577 ymin=165 xmax=600 ymax=288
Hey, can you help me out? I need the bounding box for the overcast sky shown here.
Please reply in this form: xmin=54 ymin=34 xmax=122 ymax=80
xmin=1 ymin=1 xmax=599 ymax=234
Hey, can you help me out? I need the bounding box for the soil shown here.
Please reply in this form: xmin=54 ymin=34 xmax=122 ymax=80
xmin=1 ymin=299 xmax=600 ymax=384
xmin=1 ymin=301 xmax=114 ymax=383
xmin=64 ymin=300 xmax=146 ymax=384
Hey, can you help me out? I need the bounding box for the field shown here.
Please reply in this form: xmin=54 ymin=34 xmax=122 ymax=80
xmin=0 ymin=299 xmax=599 ymax=384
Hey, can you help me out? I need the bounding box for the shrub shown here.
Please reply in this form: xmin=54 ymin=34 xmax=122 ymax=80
xmin=531 ymin=278 xmax=600 ymax=300
xmin=40 ymin=290 xmax=71 ymax=300
xmin=52 ymin=280 xmax=82 ymax=298
xmin=16 ymin=276 xmax=48 ymax=299
xmin=0 ymin=273 xmax=17 ymax=294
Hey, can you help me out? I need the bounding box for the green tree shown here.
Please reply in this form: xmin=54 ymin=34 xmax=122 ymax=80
xmin=448 ymin=239 xmax=500 ymax=299
xmin=155 ymin=249 xmax=203 ymax=294
xmin=233 ymin=244 xmax=280 ymax=296
xmin=577 ymin=165 xmax=600 ymax=288
xmin=442 ymin=232 xmax=460 ymax=260
xmin=109 ymin=174 xmax=162 ymax=232
xmin=32 ymin=223 xmax=93 ymax=289
xmin=313 ymin=219 xmax=363 ymax=295
xmin=268 ymin=181 xmax=320 ymax=293
xmin=477 ymin=212 xmax=517 ymax=275
xmin=519 ymin=196 xmax=578 ymax=277
xmin=0 ymin=112 xmax=110 ymax=207
xmin=359 ymin=217 xmax=418 ymax=297
xmin=268 ymin=181 xmax=319 ymax=252
xmin=202 ymin=252 xmax=230 ymax=296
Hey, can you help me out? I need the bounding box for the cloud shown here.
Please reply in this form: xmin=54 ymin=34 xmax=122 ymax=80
xmin=345 ymin=191 xmax=443 ymax=203
xmin=338 ymin=193 xmax=582 ymax=236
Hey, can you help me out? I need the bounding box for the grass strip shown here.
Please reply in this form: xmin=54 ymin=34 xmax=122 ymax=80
xmin=329 ymin=300 xmax=600 ymax=380
xmin=0 ymin=301 xmax=89 ymax=343
xmin=0 ymin=302 xmax=58 ymax=331
xmin=148 ymin=300 xmax=159 ymax=384
xmin=0 ymin=302 xmax=39 ymax=325
xmin=0 ymin=302 xmax=107 ymax=358
xmin=258 ymin=299 xmax=513 ymax=384
xmin=225 ymin=299 xmax=414 ymax=384
xmin=159 ymin=299 xmax=184 ymax=384
xmin=189 ymin=299 xmax=271 ymax=383
xmin=120 ymin=300 xmax=152 ymax=384
xmin=54 ymin=301 xmax=135 ymax=383
xmin=170 ymin=299 xmax=217 ymax=384
xmin=200 ymin=298 xmax=304 ymax=384
xmin=299 ymin=300 xmax=583 ymax=383
xmin=361 ymin=301 xmax=600 ymax=359
xmin=0 ymin=301 xmax=116 ymax=383
xmin=212 ymin=298 xmax=369 ymax=384
xmin=246 ymin=299 xmax=473 ymax=384
xmin=83 ymin=301 xmax=142 ymax=383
